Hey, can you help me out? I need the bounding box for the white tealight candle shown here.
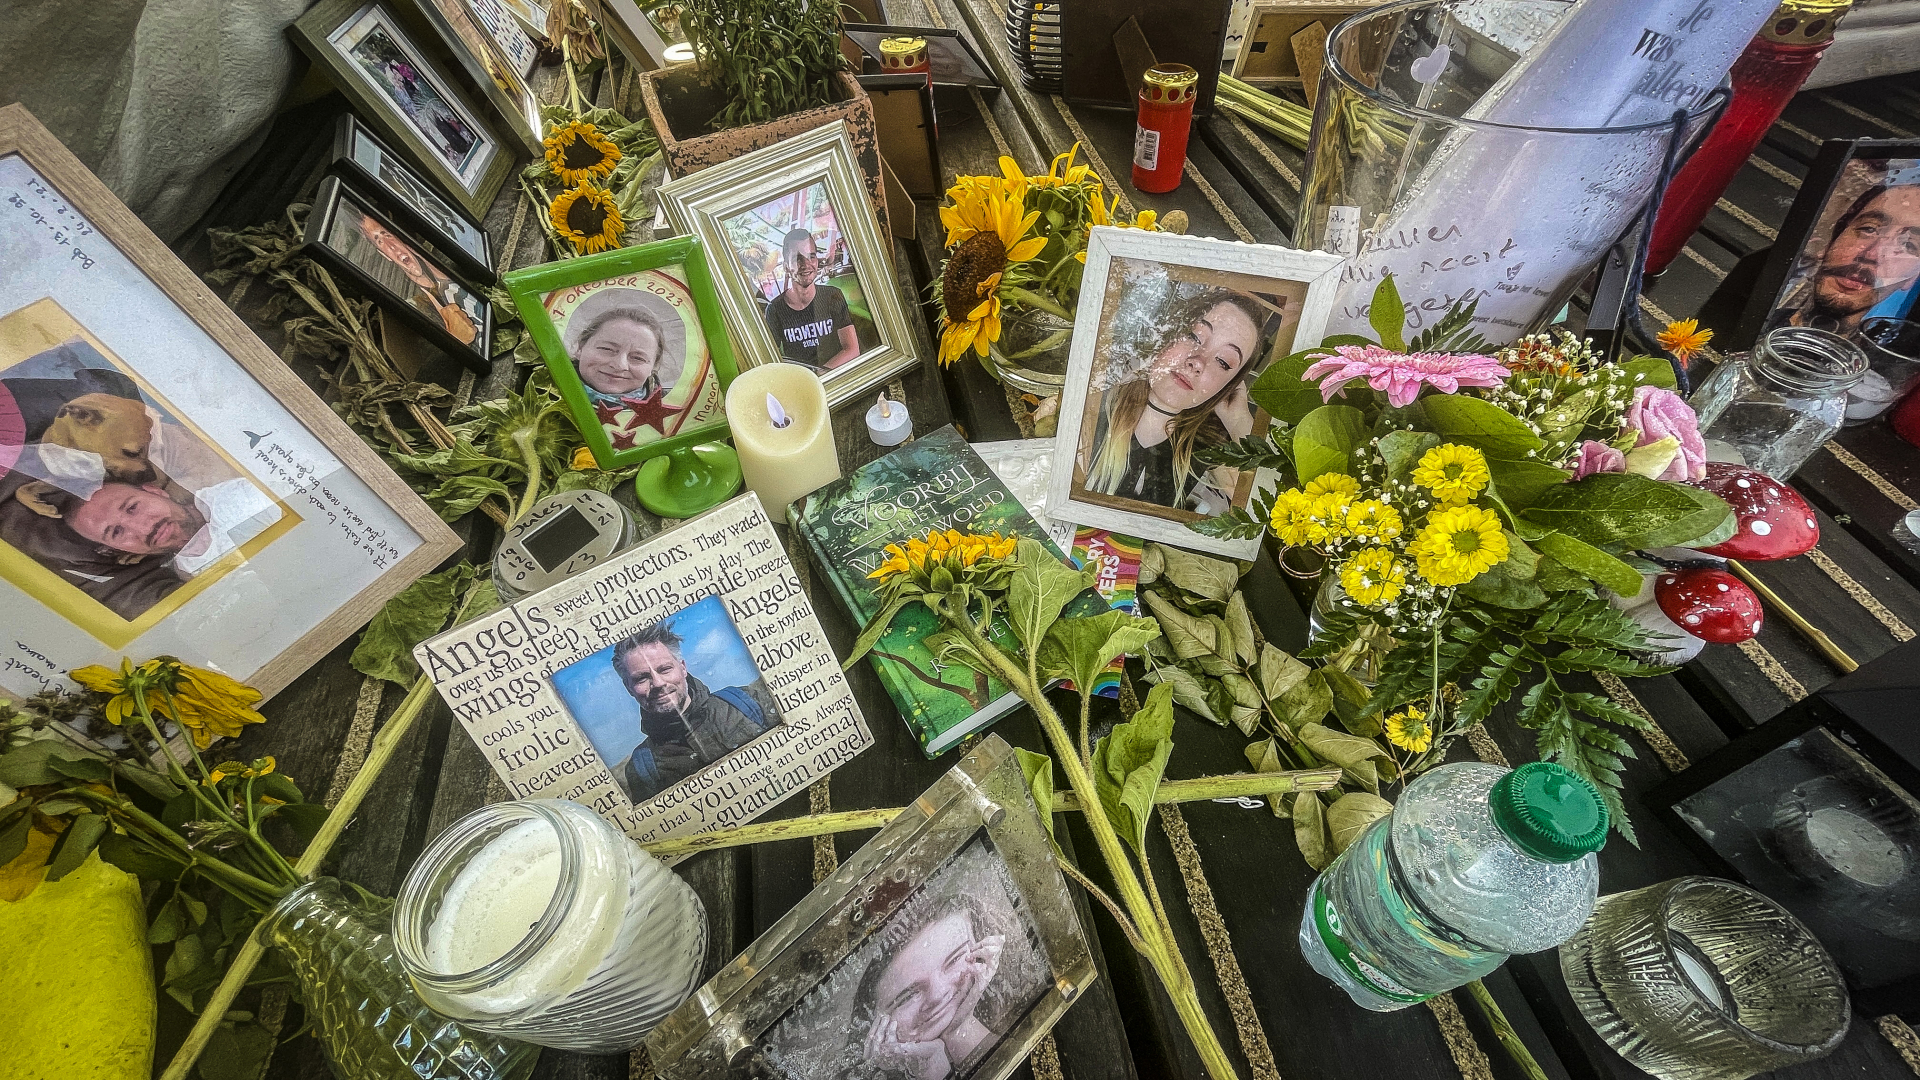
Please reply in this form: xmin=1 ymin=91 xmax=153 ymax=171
xmin=725 ymin=363 xmax=842 ymax=517
xmin=865 ymin=391 xmax=913 ymax=446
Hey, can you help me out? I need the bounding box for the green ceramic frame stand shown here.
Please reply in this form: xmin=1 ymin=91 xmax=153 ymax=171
xmin=503 ymin=235 xmax=745 ymax=517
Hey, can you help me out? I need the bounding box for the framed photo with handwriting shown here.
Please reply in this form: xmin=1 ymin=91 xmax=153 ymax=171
xmin=0 ymin=104 xmax=460 ymax=705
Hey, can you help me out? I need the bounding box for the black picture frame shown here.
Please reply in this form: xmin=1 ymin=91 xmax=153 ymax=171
xmin=842 ymin=23 xmax=998 ymax=88
xmin=1734 ymin=137 xmax=1920 ymax=349
xmin=303 ymin=175 xmax=494 ymax=373
xmin=328 ymin=114 xmax=496 ymax=284
xmin=856 ymin=73 xmax=942 ymax=199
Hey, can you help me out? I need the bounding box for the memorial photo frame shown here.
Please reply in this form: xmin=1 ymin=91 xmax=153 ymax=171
xmin=503 ymin=236 xmax=741 ymax=469
xmin=415 ymin=493 xmax=873 ymax=847
xmin=290 ymin=0 xmax=520 ymax=217
xmin=412 ymin=0 xmax=545 ymax=148
xmin=303 ymin=175 xmax=494 ymax=373
xmin=0 ymin=103 xmax=460 ymax=702
xmin=843 ymin=23 xmax=998 ymax=88
xmin=659 ymin=122 xmax=919 ymax=406
xmin=1046 ymin=227 xmax=1341 ymax=559
xmin=329 ymin=113 xmax=495 ymax=283
xmin=1737 ymin=138 xmax=1920 ymax=347
xmin=647 ymin=735 xmax=1095 ymax=1080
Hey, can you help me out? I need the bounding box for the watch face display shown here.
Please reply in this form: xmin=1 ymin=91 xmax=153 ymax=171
xmin=523 ymin=504 xmax=598 ymax=572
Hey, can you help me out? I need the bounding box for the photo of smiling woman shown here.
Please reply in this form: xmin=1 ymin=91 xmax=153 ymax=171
xmin=561 ymin=287 xmax=690 ymax=450
xmin=1075 ymin=280 xmax=1296 ymax=520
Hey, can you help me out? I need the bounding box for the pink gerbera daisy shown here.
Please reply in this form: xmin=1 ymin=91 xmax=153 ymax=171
xmin=1303 ymin=345 xmax=1511 ymax=409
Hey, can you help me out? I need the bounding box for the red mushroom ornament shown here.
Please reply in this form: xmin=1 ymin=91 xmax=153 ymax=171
xmin=1690 ymin=462 xmax=1818 ymax=561
xmin=1655 ymin=568 xmax=1764 ymax=643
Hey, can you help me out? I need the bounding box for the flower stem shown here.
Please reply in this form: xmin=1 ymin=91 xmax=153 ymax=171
xmin=1464 ymin=979 xmax=1550 ymax=1080
xmin=1000 ymin=286 xmax=1076 ymax=321
xmin=512 ymin=428 xmax=545 ymax=521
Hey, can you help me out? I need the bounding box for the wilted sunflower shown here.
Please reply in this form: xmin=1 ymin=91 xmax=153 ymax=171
xmin=550 ymin=185 xmax=625 ymax=254
xmin=544 ymin=121 xmax=623 ymax=186
xmin=868 ymin=529 xmax=1017 ymax=583
xmin=937 ymin=182 xmax=1047 ymax=366
xmin=70 ymin=657 xmax=267 ymax=749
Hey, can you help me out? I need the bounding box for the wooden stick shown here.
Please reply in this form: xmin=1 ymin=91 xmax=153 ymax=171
xmin=641 ymin=769 xmax=1344 ymax=858
xmin=1726 ymin=560 xmax=1858 ymax=673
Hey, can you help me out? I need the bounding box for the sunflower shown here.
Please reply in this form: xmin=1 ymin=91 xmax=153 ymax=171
xmin=70 ymin=657 xmax=266 ymax=750
xmin=543 ymin=121 xmax=622 ymax=186
xmin=1410 ymin=505 xmax=1509 ymax=586
xmin=1411 ymin=443 xmax=1490 ymax=506
xmin=868 ymin=529 xmax=1017 ymax=582
xmin=1384 ymin=705 xmax=1433 ymax=753
xmin=1657 ymin=318 xmax=1714 ymax=361
xmin=571 ymin=446 xmax=598 ymax=470
xmin=937 ymin=182 xmax=1048 ymax=366
xmin=1340 ymin=547 xmax=1407 ymax=607
xmin=550 ymin=185 xmax=625 ymax=254
xmin=1027 ymin=144 xmax=1095 ymax=189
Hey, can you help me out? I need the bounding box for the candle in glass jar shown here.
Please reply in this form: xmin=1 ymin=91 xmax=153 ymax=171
xmin=725 ymin=363 xmax=841 ymax=517
xmin=395 ymin=800 xmax=707 ymax=1052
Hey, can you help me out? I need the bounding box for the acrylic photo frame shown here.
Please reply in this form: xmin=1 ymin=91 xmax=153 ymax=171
xmin=290 ymin=0 xmax=521 ymax=217
xmin=1045 ymin=227 xmax=1341 ymax=560
xmin=659 ymin=122 xmax=920 ymax=406
xmin=843 ymin=23 xmax=998 ymax=88
xmin=328 ymin=113 xmax=496 ymax=283
xmin=0 ymin=103 xmax=460 ymax=702
xmin=409 ymin=0 xmax=545 ymax=149
xmin=503 ymin=236 xmax=741 ymax=471
xmin=647 ymin=734 xmax=1095 ymax=1080
xmin=304 ymin=175 xmax=495 ymax=373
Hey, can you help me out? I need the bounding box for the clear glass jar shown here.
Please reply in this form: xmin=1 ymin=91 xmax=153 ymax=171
xmin=1688 ymin=327 xmax=1867 ymax=479
xmin=393 ymin=800 xmax=707 ymax=1053
xmin=1844 ymin=317 xmax=1920 ymax=424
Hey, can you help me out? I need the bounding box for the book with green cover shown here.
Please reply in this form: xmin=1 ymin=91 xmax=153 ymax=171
xmin=790 ymin=426 xmax=1108 ymax=756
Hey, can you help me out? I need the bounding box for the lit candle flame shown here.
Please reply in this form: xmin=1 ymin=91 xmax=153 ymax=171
xmin=877 ymin=391 xmax=891 ymax=420
xmin=766 ymin=392 xmax=791 ymax=429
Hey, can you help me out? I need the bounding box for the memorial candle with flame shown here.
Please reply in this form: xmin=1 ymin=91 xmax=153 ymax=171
xmin=725 ymin=363 xmax=841 ymax=517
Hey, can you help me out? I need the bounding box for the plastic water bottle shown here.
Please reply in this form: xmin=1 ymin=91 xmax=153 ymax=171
xmin=1299 ymin=761 xmax=1608 ymax=1011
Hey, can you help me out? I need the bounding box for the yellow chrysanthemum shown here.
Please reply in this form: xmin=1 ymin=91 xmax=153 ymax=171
xmin=1339 ymin=548 xmax=1407 ymax=607
xmin=1304 ymin=473 xmax=1361 ymax=499
xmin=1268 ymin=489 xmax=1353 ymax=546
xmin=937 ymin=180 xmax=1048 ymax=366
xmin=1411 ymin=443 xmax=1490 ymax=505
xmin=1410 ymin=505 xmax=1509 ymax=586
xmin=1344 ymin=499 xmax=1404 ymax=541
xmin=550 ymin=185 xmax=624 ymax=254
xmin=1657 ymin=318 xmax=1714 ymax=361
xmin=543 ymin=121 xmax=621 ymax=186
xmin=1385 ymin=705 xmax=1433 ymax=753
xmin=70 ymin=657 xmax=266 ymax=750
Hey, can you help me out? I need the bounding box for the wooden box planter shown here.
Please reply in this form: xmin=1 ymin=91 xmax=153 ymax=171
xmin=640 ymin=67 xmax=890 ymax=240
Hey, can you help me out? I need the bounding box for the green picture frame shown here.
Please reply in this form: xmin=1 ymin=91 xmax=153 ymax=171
xmin=505 ymin=237 xmax=742 ymax=473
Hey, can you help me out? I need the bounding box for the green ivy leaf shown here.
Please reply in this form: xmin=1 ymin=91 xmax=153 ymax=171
xmin=1294 ymin=404 xmax=1370 ymax=482
xmin=1091 ymin=682 xmax=1176 ymax=859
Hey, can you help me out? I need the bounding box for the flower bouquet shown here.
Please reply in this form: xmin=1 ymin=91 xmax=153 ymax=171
xmin=932 ymin=147 xmax=1173 ymax=389
xmin=523 ymin=62 xmax=664 ymax=258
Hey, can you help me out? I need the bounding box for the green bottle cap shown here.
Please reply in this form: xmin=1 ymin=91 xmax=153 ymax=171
xmin=1489 ymin=762 xmax=1608 ymax=863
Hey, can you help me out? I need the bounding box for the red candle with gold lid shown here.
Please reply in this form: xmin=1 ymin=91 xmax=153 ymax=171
xmin=1132 ymin=63 xmax=1197 ymax=194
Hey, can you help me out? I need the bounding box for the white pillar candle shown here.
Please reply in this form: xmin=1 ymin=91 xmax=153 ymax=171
xmin=865 ymin=391 xmax=913 ymax=446
xmin=725 ymin=363 xmax=841 ymax=518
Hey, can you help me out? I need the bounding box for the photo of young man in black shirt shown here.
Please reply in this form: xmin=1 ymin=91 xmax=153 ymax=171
xmin=763 ymin=228 xmax=862 ymax=370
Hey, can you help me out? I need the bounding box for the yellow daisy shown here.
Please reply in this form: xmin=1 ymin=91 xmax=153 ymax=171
xmin=1268 ymin=489 xmax=1324 ymax=547
xmin=937 ymin=182 xmax=1048 ymax=366
xmin=1410 ymin=505 xmax=1509 ymax=586
xmin=549 ymin=185 xmax=624 ymax=254
xmin=1412 ymin=443 xmax=1490 ymax=505
xmin=1339 ymin=547 xmax=1407 ymax=607
xmin=1344 ymin=498 xmax=1404 ymax=541
xmin=1656 ymin=318 xmax=1714 ymax=362
xmin=1385 ymin=705 xmax=1433 ymax=753
xmin=1304 ymin=473 xmax=1361 ymax=499
xmin=543 ymin=121 xmax=621 ymax=186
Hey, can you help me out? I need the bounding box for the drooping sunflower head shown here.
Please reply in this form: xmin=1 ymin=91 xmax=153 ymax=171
xmin=867 ymin=529 xmax=1018 ymax=585
xmin=1340 ymin=547 xmax=1407 ymax=608
xmin=936 ymin=182 xmax=1047 ymax=366
xmin=69 ymin=656 xmax=265 ymax=749
xmin=1411 ymin=443 xmax=1490 ymax=506
xmin=1410 ymin=504 xmax=1509 ymax=587
xmin=1385 ymin=705 xmax=1433 ymax=753
xmin=544 ymin=121 xmax=622 ymax=186
xmin=550 ymin=185 xmax=625 ymax=254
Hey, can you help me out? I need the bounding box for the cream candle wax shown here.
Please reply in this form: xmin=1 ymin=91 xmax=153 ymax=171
xmin=724 ymin=362 xmax=841 ymax=518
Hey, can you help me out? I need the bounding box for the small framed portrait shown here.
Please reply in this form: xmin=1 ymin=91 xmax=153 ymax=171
xmin=843 ymin=24 xmax=998 ymax=88
xmin=414 ymin=0 xmax=544 ymax=146
xmin=648 ymin=734 xmax=1095 ymax=1080
xmin=290 ymin=0 xmax=520 ymax=217
xmin=1046 ymin=227 xmax=1341 ymax=559
xmin=415 ymin=493 xmax=873 ymax=844
xmin=503 ymin=236 xmax=739 ymax=468
xmin=0 ymin=103 xmax=459 ymax=702
xmin=1739 ymin=139 xmax=1920 ymax=345
xmin=660 ymin=122 xmax=919 ymax=405
xmin=304 ymin=175 xmax=494 ymax=372
xmin=329 ymin=114 xmax=494 ymax=283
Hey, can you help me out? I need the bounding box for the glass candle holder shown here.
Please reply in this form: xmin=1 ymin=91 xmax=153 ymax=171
xmin=1558 ymin=876 xmax=1850 ymax=1080
xmin=1844 ymin=316 xmax=1920 ymax=424
xmin=394 ymin=800 xmax=708 ymax=1053
xmin=1689 ymin=326 xmax=1866 ymax=479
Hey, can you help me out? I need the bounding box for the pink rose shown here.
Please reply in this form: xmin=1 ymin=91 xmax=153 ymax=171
xmin=1625 ymin=386 xmax=1707 ymax=482
xmin=1572 ymin=440 xmax=1626 ymax=479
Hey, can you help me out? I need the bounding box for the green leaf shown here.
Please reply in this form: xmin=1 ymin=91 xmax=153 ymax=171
xmin=1328 ymin=792 xmax=1395 ymax=854
xmin=1250 ymin=340 xmax=1370 ymax=425
xmin=1459 ymin=643 xmax=1535 ymax=726
xmin=0 ymin=809 xmax=32 ymax=866
xmin=1322 ymin=665 xmax=1372 ymax=709
xmin=1299 ymin=722 xmax=1388 ymax=794
xmin=1369 ymin=274 xmax=1408 ymax=351
xmin=1534 ymin=531 xmax=1643 ymax=597
xmin=1276 ymin=669 xmax=1335 ymax=734
xmin=1221 ymin=672 xmax=1264 ymax=736
xmin=1408 ymin=300 xmax=1491 ymax=354
xmin=0 ymin=741 xmax=101 ymax=788
xmin=1294 ymin=405 xmax=1370 ymax=482
xmin=1485 ymin=457 xmax=1574 ymax=510
xmin=46 ymin=755 xmax=111 ymax=782
xmin=1036 ymin=611 xmax=1161 ymax=697
xmin=1091 ymin=682 xmax=1176 ymax=858
xmin=1141 ymin=592 xmax=1232 ymax=675
xmin=1149 ymin=544 xmax=1242 ymax=602
xmin=253 ymin=773 xmax=304 ymax=806
xmin=1245 ymin=739 xmax=1294 ymax=816
xmin=150 ymin=893 xmax=186 ymax=944
xmin=1007 ymin=538 xmax=1095 ymax=653
xmin=1141 ymin=662 xmax=1223 ymax=724
xmin=199 ymin=1024 xmax=282 ymax=1080
xmin=98 ymin=830 xmax=184 ymax=882
xmin=269 ymin=801 xmax=330 ymax=847
xmin=388 ymin=437 xmax=517 ymax=478
xmin=1378 ymin=430 xmax=1443 ymax=484
xmin=1294 ymin=791 xmax=1331 ymax=870
xmin=113 ymin=761 xmax=182 ymax=801
xmin=1186 ymin=505 xmax=1266 ymax=541
xmin=351 ymin=563 xmax=476 ymax=686
xmin=44 ymin=813 xmax=108 ymax=882
xmin=1257 ymin=643 xmax=1311 ymax=701
xmin=1621 ymin=355 xmax=1678 ymax=390
xmin=420 ymin=474 xmax=513 ymax=522
xmin=1521 ymin=473 xmax=1732 ymax=550
xmin=1223 ymin=593 xmax=1259 ymax=666
xmin=1420 ymin=395 xmax=1545 ymax=459
xmin=845 ymin=591 xmax=915 ymax=669
xmin=1460 ymin=532 xmax=1548 ymax=609
xmin=1014 ymin=748 xmax=1057 ymax=844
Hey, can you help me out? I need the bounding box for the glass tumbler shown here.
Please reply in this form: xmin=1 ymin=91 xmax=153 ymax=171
xmin=1844 ymin=316 xmax=1920 ymax=424
xmin=1558 ymin=876 xmax=1850 ymax=1080
xmin=394 ymin=800 xmax=708 ymax=1053
xmin=1688 ymin=326 xmax=1867 ymax=479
